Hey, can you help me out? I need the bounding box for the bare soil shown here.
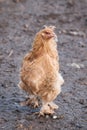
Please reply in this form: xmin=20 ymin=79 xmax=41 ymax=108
xmin=0 ymin=0 xmax=87 ymax=130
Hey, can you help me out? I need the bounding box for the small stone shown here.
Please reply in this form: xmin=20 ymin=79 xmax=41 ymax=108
xmin=24 ymin=24 xmax=29 ymax=28
xmin=8 ymin=50 xmax=13 ymax=57
xmin=67 ymin=63 xmax=84 ymax=69
xmin=76 ymin=124 xmax=82 ymax=128
xmin=1 ymin=96 xmax=5 ymax=99
xmin=45 ymin=115 xmax=49 ymax=119
xmin=79 ymin=99 xmax=85 ymax=105
xmin=57 ymin=115 xmax=64 ymax=119
xmin=79 ymin=42 xmax=85 ymax=47
xmin=67 ymin=0 xmax=75 ymax=6
xmin=52 ymin=115 xmax=58 ymax=119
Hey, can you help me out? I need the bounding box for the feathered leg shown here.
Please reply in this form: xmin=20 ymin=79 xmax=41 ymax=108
xmin=40 ymin=101 xmax=55 ymax=116
xmin=39 ymin=73 xmax=64 ymax=116
xmin=18 ymin=81 xmax=39 ymax=108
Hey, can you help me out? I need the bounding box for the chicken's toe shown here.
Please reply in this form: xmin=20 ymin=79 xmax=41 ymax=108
xmin=40 ymin=104 xmax=55 ymax=116
xmin=20 ymin=96 xmax=39 ymax=108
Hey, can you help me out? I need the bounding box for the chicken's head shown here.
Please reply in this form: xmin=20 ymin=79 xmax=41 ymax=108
xmin=39 ymin=26 xmax=57 ymax=41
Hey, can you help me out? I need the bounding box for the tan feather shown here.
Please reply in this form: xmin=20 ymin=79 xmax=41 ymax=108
xmin=18 ymin=26 xmax=64 ymax=115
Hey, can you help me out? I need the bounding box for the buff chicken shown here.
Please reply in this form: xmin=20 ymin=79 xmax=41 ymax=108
xmin=18 ymin=26 xmax=64 ymax=115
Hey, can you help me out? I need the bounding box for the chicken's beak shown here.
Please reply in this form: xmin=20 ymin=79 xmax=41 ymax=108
xmin=49 ymin=33 xmax=55 ymax=38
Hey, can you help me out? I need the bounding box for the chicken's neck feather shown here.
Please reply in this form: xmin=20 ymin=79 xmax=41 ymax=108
xmin=32 ymin=35 xmax=58 ymax=59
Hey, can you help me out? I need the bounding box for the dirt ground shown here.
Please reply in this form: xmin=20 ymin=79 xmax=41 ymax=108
xmin=0 ymin=0 xmax=87 ymax=130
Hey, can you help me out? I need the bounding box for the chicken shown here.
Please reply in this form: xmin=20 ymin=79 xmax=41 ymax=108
xmin=18 ymin=26 xmax=64 ymax=115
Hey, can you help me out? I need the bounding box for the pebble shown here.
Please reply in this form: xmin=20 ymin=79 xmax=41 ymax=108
xmin=67 ymin=63 xmax=84 ymax=69
xmin=24 ymin=24 xmax=29 ymax=28
xmin=79 ymin=42 xmax=85 ymax=47
xmin=45 ymin=115 xmax=49 ymax=119
xmin=79 ymin=99 xmax=85 ymax=105
xmin=52 ymin=115 xmax=58 ymax=119
xmin=76 ymin=124 xmax=82 ymax=128
xmin=62 ymin=29 xmax=85 ymax=37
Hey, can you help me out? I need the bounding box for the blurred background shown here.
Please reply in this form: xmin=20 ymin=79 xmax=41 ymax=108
xmin=0 ymin=0 xmax=87 ymax=129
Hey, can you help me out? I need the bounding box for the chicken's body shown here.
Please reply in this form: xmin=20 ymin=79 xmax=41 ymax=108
xmin=18 ymin=26 xmax=64 ymax=115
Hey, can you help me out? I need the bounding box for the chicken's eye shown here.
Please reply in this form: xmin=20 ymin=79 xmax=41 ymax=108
xmin=45 ymin=31 xmax=50 ymax=35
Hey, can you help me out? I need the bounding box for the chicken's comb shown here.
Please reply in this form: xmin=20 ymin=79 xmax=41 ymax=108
xmin=49 ymin=25 xmax=56 ymax=30
xmin=43 ymin=25 xmax=47 ymax=28
xmin=43 ymin=25 xmax=56 ymax=30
